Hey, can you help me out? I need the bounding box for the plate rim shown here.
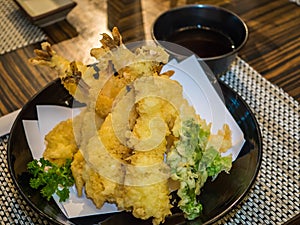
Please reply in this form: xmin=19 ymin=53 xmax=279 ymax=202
xmin=204 ymin=79 xmax=263 ymax=224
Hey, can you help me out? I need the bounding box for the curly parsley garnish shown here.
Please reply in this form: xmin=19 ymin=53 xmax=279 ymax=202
xmin=27 ymin=158 xmax=74 ymax=202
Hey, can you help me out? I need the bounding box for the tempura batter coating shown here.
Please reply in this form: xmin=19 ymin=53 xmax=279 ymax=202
xmin=72 ymin=149 xmax=122 ymax=207
xmin=82 ymin=164 xmax=119 ymax=208
xmin=43 ymin=119 xmax=78 ymax=166
xmin=117 ymin=181 xmax=172 ymax=225
xmin=71 ymin=151 xmax=85 ymax=197
xmin=99 ymin=113 xmax=132 ymax=161
xmin=94 ymin=61 xmax=168 ymax=119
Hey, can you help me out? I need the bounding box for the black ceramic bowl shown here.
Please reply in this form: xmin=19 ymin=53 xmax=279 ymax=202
xmin=152 ymin=4 xmax=248 ymax=76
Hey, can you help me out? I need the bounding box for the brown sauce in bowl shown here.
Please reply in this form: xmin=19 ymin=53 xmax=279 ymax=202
xmin=166 ymin=27 xmax=235 ymax=58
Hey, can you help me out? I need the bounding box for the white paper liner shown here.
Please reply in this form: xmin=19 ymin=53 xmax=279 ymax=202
xmin=0 ymin=109 xmax=21 ymax=136
xmin=22 ymin=55 xmax=245 ymax=218
xmin=166 ymin=56 xmax=245 ymax=160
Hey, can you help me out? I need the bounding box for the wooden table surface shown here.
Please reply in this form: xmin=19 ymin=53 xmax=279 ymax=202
xmin=0 ymin=0 xmax=299 ymax=117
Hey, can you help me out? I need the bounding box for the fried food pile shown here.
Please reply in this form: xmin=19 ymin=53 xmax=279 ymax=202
xmin=30 ymin=27 xmax=233 ymax=224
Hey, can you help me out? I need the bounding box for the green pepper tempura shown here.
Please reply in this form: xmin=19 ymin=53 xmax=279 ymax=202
xmin=167 ymin=119 xmax=232 ymax=220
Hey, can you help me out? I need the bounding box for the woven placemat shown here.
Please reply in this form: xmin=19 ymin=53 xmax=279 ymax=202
xmin=0 ymin=134 xmax=50 ymax=225
xmin=0 ymin=0 xmax=47 ymax=55
xmin=0 ymin=57 xmax=299 ymax=224
xmin=216 ymin=58 xmax=299 ymax=225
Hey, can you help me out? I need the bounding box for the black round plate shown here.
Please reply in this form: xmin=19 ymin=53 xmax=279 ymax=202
xmin=7 ymin=79 xmax=262 ymax=225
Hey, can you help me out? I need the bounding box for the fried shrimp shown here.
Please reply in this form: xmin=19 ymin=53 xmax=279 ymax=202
xmin=29 ymin=42 xmax=95 ymax=103
xmin=99 ymin=113 xmax=132 ymax=161
xmin=90 ymin=27 xmax=123 ymax=59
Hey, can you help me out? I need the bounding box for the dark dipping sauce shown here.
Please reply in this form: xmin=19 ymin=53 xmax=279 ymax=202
xmin=166 ymin=27 xmax=235 ymax=58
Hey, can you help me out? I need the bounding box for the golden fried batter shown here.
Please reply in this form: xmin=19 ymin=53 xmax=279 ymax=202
xmin=72 ymin=149 xmax=121 ymax=206
xmin=99 ymin=113 xmax=132 ymax=161
xmin=117 ymin=181 xmax=172 ymax=225
xmin=43 ymin=119 xmax=78 ymax=166
xmin=94 ymin=61 xmax=168 ymax=119
xmin=71 ymin=151 xmax=85 ymax=197
xmin=208 ymin=123 xmax=232 ymax=153
xmin=82 ymin=164 xmax=119 ymax=208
